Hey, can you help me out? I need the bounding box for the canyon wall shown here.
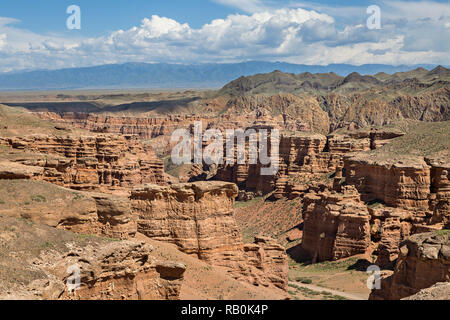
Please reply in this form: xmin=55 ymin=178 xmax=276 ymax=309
xmin=369 ymin=231 xmax=450 ymax=300
xmin=58 ymin=241 xmax=186 ymax=300
xmin=0 ymin=134 xmax=166 ymax=192
xmin=301 ymin=186 xmax=371 ymax=262
xmin=0 ymin=180 xmax=136 ymax=239
xmin=130 ymin=181 xmax=289 ymax=290
xmin=344 ymin=155 xmax=431 ymax=210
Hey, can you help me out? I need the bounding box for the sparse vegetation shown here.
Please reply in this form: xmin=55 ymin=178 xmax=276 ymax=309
xmin=31 ymin=195 xmax=46 ymax=203
xmin=296 ymin=277 xmax=313 ymax=284
xmin=233 ymin=196 xmax=263 ymax=209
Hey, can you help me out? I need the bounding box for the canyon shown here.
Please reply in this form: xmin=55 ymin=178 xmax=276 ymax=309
xmin=0 ymin=66 xmax=449 ymax=300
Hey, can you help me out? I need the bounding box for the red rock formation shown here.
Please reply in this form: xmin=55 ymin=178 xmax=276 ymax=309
xmin=28 ymin=240 xmax=185 ymax=300
xmin=402 ymin=282 xmax=450 ymax=300
xmin=0 ymin=134 xmax=165 ymax=192
xmin=369 ymin=231 xmax=450 ymax=300
xmin=301 ymin=186 xmax=371 ymax=262
xmin=60 ymin=241 xmax=185 ymax=300
xmin=344 ymin=154 xmax=431 ymax=210
xmin=0 ymin=180 xmax=136 ymax=239
xmin=215 ymin=131 xmax=331 ymax=197
xmin=130 ymin=181 xmax=289 ymax=290
xmin=427 ymin=157 xmax=450 ymax=228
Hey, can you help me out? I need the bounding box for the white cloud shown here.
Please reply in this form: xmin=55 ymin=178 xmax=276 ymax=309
xmin=0 ymin=2 xmax=449 ymax=73
xmin=383 ymin=0 xmax=450 ymax=21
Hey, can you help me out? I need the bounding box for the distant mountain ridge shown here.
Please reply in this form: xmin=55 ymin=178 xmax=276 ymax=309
xmin=218 ymin=66 xmax=450 ymax=96
xmin=0 ymin=61 xmax=446 ymax=91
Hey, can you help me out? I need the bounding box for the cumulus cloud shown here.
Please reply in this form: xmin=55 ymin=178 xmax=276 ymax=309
xmin=0 ymin=1 xmax=449 ymax=73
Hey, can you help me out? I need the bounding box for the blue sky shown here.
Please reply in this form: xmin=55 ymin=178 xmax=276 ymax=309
xmin=0 ymin=0 xmax=449 ymax=72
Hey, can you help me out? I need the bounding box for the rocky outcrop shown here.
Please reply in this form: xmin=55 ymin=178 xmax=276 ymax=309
xmin=369 ymin=231 xmax=450 ymax=300
xmin=402 ymin=282 xmax=450 ymax=300
xmin=36 ymin=112 xmax=215 ymax=140
xmin=56 ymin=241 xmax=185 ymax=300
xmin=344 ymin=154 xmax=449 ymax=232
xmin=215 ymin=131 xmax=332 ymax=197
xmin=301 ymin=186 xmax=371 ymax=262
xmin=131 ymin=181 xmax=242 ymax=260
xmin=327 ymin=128 xmax=404 ymax=153
xmin=130 ymin=181 xmax=289 ymax=291
xmin=370 ymin=208 xmax=411 ymax=268
xmin=344 ymin=154 xmax=431 ymax=210
xmin=0 ymin=161 xmax=44 ymax=179
xmin=427 ymin=157 xmax=450 ymax=228
xmin=240 ymin=236 xmax=289 ymax=290
xmin=0 ymin=134 xmax=165 ymax=192
xmin=0 ymin=215 xmax=185 ymax=300
xmin=0 ymin=180 xmax=136 ymax=239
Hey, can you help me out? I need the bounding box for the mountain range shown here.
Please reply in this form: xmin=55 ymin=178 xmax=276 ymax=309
xmin=0 ymin=61 xmax=446 ymax=91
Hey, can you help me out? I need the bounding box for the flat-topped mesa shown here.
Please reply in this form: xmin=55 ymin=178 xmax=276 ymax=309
xmin=369 ymin=231 xmax=450 ymax=300
xmin=344 ymin=154 xmax=431 ymax=210
xmin=130 ymin=181 xmax=242 ymax=260
xmin=0 ymin=134 xmax=166 ymax=192
xmin=301 ymin=187 xmax=371 ymax=262
xmin=130 ymin=181 xmax=289 ymax=291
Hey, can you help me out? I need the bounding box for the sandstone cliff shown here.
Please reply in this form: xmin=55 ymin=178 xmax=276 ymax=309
xmin=0 ymin=180 xmax=136 ymax=239
xmin=301 ymin=186 xmax=371 ymax=262
xmin=0 ymin=133 xmax=165 ymax=192
xmin=369 ymin=231 xmax=450 ymax=300
xmin=0 ymin=216 xmax=185 ymax=300
xmin=130 ymin=181 xmax=289 ymax=291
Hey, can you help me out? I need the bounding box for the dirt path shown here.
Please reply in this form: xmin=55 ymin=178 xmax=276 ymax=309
xmin=289 ymin=281 xmax=369 ymax=300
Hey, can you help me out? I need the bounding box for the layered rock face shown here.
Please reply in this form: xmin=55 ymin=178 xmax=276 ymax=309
xmin=36 ymin=112 xmax=215 ymax=140
xmin=130 ymin=181 xmax=288 ymax=290
xmin=130 ymin=182 xmax=242 ymax=260
xmin=0 ymin=180 xmax=136 ymax=239
xmin=344 ymin=154 xmax=450 ymax=229
xmin=21 ymin=240 xmax=185 ymax=300
xmin=214 ymin=127 xmax=404 ymax=198
xmin=0 ymin=214 xmax=185 ymax=300
xmin=402 ymin=282 xmax=450 ymax=300
xmin=428 ymin=157 xmax=450 ymax=228
xmin=370 ymin=231 xmax=450 ymax=300
xmin=58 ymin=241 xmax=186 ymax=300
xmin=0 ymin=134 xmax=165 ymax=192
xmin=215 ymin=131 xmax=331 ymax=197
xmin=301 ymin=186 xmax=371 ymax=262
xmin=344 ymin=155 xmax=431 ymax=210
xmin=328 ymin=129 xmax=404 ymax=153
